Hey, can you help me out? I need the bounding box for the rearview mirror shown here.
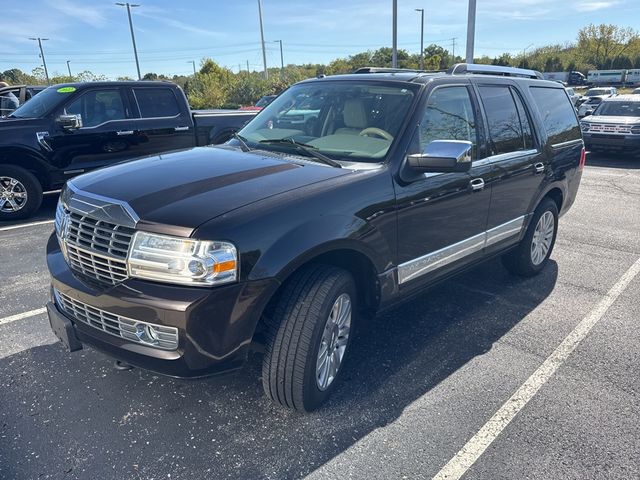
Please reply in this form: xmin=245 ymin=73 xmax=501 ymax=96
xmin=407 ymin=140 xmax=473 ymax=173
xmin=57 ymin=114 xmax=82 ymax=130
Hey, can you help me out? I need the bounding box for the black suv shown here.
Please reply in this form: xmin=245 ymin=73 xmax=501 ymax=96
xmin=46 ymin=64 xmax=585 ymax=411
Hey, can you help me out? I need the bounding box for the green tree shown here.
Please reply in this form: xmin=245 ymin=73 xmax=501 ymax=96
xmin=577 ymin=24 xmax=639 ymax=69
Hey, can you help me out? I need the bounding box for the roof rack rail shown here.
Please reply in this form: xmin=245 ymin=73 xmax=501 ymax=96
xmin=353 ymin=67 xmax=443 ymax=74
xmin=448 ymin=63 xmax=543 ymax=80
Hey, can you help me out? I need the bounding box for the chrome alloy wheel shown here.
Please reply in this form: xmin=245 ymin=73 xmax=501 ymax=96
xmin=531 ymin=211 xmax=555 ymax=266
xmin=316 ymin=293 xmax=352 ymax=391
xmin=0 ymin=176 xmax=28 ymax=213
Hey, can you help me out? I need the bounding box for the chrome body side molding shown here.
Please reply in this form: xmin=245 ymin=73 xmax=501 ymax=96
xmin=398 ymin=215 xmax=526 ymax=285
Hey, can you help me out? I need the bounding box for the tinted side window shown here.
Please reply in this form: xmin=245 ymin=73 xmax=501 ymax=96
xmin=529 ymin=87 xmax=581 ymax=145
xmin=511 ymin=88 xmax=534 ymax=150
xmin=65 ymin=89 xmax=126 ymax=128
xmin=478 ymin=85 xmax=525 ymax=155
xmin=420 ymin=86 xmax=477 ymax=155
xmin=133 ymin=88 xmax=180 ymax=118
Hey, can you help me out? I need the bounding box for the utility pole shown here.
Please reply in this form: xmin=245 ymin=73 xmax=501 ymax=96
xmin=29 ymin=37 xmax=49 ymax=85
xmin=188 ymin=60 xmax=196 ymax=75
xmin=392 ymin=0 xmax=398 ymax=68
xmin=66 ymin=60 xmax=72 ymax=78
xmin=465 ymin=0 xmax=476 ymax=64
xmin=451 ymin=37 xmax=457 ymax=66
xmin=115 ymin=3 xmax=142 ymax=80
xmin=415 ymin=9 xmax=424 ymax=70
xmin=257 ymin=0 xmax=268 ymax=79
xmin=246 ymin=60 xmax=250 ymax=75
xmin=274 ymin=40 xmax=284 ymax=76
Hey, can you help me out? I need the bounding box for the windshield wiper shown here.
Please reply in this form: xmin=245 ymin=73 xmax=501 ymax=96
xmin=259 ymin=138 xmax=342 ymax=168
xmin=231 ymin=132 xmax=251 ymax=152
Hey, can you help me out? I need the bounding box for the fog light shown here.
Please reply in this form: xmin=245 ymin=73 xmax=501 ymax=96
xmin=135 ymin=323 xmax=160 ymax=345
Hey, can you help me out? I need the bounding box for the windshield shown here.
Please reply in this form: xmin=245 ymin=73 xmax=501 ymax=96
xmin=9 ymin=85 xmax=74 ymax=118
xmin=585 ymin=89 xmax=611 ymax=97
xmin=594 ymin=101 xmax=640 ymax=117
xmin=237 ymin=81 xmax=417 ymax=163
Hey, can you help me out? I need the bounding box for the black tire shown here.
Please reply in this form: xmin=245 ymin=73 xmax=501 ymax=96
xmin=262 ymin=265 xmax=356 ymax=412
xmin=501 ymin=198 xmax=559 ymax=277
xmin=0 ymin=165 xmax=43 ymax=221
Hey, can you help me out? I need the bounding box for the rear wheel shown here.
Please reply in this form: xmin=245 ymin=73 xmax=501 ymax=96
xmin=502 ymin=198 xmax=558 ymax=277
xmin=0 ymin=165 xmax=43 ymax=221
xmin=262 ymin=265 xmax=356 ymax=412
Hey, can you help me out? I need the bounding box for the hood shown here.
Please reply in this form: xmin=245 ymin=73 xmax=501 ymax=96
xmin=584 ymin=115 xmax=640 ymax=125
xmin=0 ymin=116 xmax=46 ymax=127
xmin=69 ymin=146 xmax=350 ymax=234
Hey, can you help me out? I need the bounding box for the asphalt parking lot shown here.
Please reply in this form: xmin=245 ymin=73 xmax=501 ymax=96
xmin=1 ymin=152 xmax=638 ymax=480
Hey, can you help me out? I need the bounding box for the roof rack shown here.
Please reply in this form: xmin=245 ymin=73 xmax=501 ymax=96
xmin=353 ymin=67 xmax=443 ymax=74
xmin=449 ymin=63 xmax=543 ymax=80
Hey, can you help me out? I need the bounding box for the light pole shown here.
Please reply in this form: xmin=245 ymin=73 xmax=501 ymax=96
xmin=415 ymin=8 xmax=424 ymax=70
xmin=66 ymin=60 xmax=72 ymax=78
xmin=392 ymin=0 xmax=398 ymax=68
xmin=257 ymin=0 xmax=268 ymax=79
xmin=29 ymin=37 xmax=50 ymax=85
xmin=273 ymin=40 xmax=284 ymax=76
xmin=115 ymin=3 xmax=141 ymax=80
xmin=465 ymin=0 xmax=476 ymax=64
xmin=522 ymin=43 xmax=533 ymax=66
xmin=188 ymin=60 xmax=196 ymax=75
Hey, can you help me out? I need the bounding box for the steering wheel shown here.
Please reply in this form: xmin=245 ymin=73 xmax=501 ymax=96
xmin=359 ymin=127 xmax=394 ymax=141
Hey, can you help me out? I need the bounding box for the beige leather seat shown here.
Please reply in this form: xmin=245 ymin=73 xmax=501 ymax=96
xmin=335 ymin=99 xmax=367 ymax=135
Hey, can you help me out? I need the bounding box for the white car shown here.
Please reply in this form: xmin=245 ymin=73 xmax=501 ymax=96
xmin=565 ymin=87 xmax=581 ymax=106
xmin=581 ymin=95 xmax=640 ymax=153
xmin=577 ymin=87 xmax=618 ymax=117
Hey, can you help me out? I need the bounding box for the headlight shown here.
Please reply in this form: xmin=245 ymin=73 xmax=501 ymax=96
xmin=127 ymin=232 xmax=238 ymax=287
xmin=581 ymin=122 xmax=591 ymax=132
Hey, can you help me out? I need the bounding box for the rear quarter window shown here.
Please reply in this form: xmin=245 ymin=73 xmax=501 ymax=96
xmin=529 ymin=87 xmax=581 ymax=145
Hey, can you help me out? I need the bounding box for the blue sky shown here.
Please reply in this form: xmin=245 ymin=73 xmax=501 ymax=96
xmin=2 ymin=0 xmax=638 ymax=79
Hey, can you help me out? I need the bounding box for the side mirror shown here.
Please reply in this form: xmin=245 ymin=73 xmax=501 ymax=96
xmin=57 ymin=114 xmax=82 ymax=130
xmin=406 ymin=140 xmax=473 ymax=173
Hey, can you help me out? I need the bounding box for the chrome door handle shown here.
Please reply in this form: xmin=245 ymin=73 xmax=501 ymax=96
xmin=469 ymin=178 xmax=485 ymax=191
xmin=174 ymin=126 xmax=190 ymax=132
xmin=534 ymin=162 xmax=545 ymax=173
xmin=116 ymin=130 xmax=134 ymax=136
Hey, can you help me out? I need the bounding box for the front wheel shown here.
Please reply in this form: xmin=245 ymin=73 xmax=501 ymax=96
xmin=501 ymin=198 xmax=558 ymax=277
xmin=262 ymin=265 xmax=356 ymax=412
xmin=0 ymin=165 xmax=43 ymax=221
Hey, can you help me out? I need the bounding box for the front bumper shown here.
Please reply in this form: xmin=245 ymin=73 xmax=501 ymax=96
xmin=46 ymin=233 xmax=280 ymax=378
xmin=583 ymin=133 xmax=640 ymax=150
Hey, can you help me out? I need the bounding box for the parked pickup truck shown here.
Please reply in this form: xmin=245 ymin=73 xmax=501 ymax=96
xmin=47 ymin=65 xmax=584 ymax=412
xmin=0 ymin=84 xmax=46 ymax=117
xmin=0 ymin=81 xmax=256 ymax=220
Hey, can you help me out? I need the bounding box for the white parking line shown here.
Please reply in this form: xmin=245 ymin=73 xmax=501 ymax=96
xmin=433 ymin=256 xmax=640 ymax=480
xmin=0 ymin=220 xmax=54 ymax=232
xmin=0 ymin=307 xmax=47 ymax=326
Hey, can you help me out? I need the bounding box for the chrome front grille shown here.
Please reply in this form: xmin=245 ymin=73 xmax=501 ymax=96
xmin=54 ymin=289 xmax=179 ymax=351
xmin=61 ymin=210 xmax=135 ymax=285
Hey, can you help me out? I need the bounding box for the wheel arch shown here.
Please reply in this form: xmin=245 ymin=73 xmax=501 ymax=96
xmin=252 ymin=242 xmax=382 ymax=345
xmin=0 ymin=147 xmax=51 ymax=189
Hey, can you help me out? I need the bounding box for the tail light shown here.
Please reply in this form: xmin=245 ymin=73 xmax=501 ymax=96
xmin=579 ymin=147 xmax=587 ymax=169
